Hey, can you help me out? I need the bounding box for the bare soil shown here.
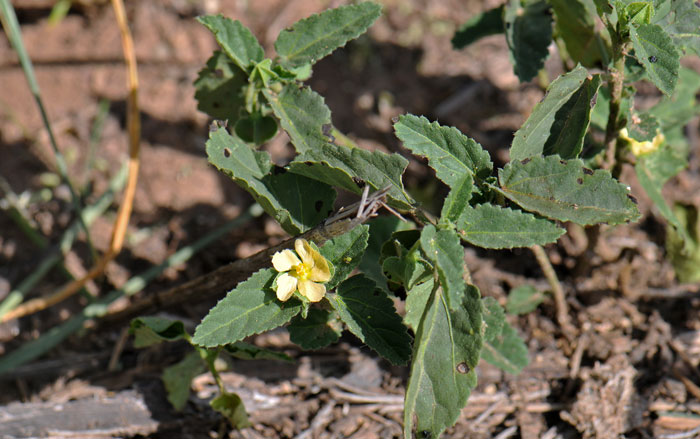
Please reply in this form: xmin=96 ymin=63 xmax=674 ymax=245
xmin=1 ymin=1 xmax=699 ymax=438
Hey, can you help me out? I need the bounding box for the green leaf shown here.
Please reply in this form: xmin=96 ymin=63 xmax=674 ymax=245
xmin=249 ymin=59 xmax=277 ymax=87
xmin=420 ymin=225 xmax=465 ymax=311
xmin=382 ymin=255 xmax=431 ymax=292
xmin=274 ymin=2 xmax=382 ymax=68
xmin=380 ymin=231 xmax=431 ymax=291
xmin=211 ymin=392 xmax=251 ymax=429
xmin=626 ymin=1 xmax=655 ymax=24
xmin=359 ymin=217 xmax=410 ymax=292
xmin=327 ymin=275 xmax=412 ymax=365
xmin=403 ymin=284 xmax=483 ymax=438
xmin=636 ymin=145 xmax=691 ymax=246
xmin=197 ymin=15 xmax=264 ymax=71
xmin=653 ymin=0 xmax=700 ymax=56
xmin=456 ymin=204 xmax=565 ymax=249
xmin=590 ymin=83 xmax=635 ymax=131
xmin=498 ymin=155 xmax=641 ymax=225
xmin=505 ymin=0 xmax=553 ymax=82
xmin=288 ymin=308 xmax=342 ymax=349
xmin=480 ymin=314 xmax=529 ymax=374
xmin=440 ymin=174 xmax=473 ymax=224
xmin=162 ymin=352 xmax=205 ymax=411
xmin=627 ymin=112 xmax=660 ymax=141
xmin=394 ymin=114 xmax=493 ymax=185
xmin=629 ymin=23 xmax=679 ymax=96
xmin=206 ymin=128 xmax=335 ymax=234
xmin=224 ymin=341 xmax=293 ymax=362
xmin=510 ymin=65 xmax=601 ymax=160
xmin=129 ymin=316 xmax=187 ymax=348
xmin=593 ymin=0 xmax=614 ymax=15
xmin=192 ymin=269 xmax=302 ymax=347
xmin=650 ymin=66 xmax=700 ymax=130
xmin=263 ymin=85 xmax=331 ymax=154
xmin=452 ymin=5 xmax=505 ymax=49
xmin=550 ymin=0 xmax=611 ymax=66
xmin=666 ymin=203 xmax=700 ymax=283
xmin=234 ymin=114 xmax=278 ymax=145
xmin=481 ymin=296 xmax=506 ymax=341
xmin=194 ymin=51 xmax=247 ymax=123
xmin=289 ymin=143 xmax=413 ymax=210
xmin=506 ymin=285 xmax=547 ymax=314
xmin=404 ymin=280 xmax=433 ymax=332
xmin=319 ymin=225 xmax=370 ymax=289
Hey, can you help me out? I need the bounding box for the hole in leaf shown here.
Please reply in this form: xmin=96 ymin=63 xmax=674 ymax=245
xmin=456 ymin=362 xmax=470 ymax=374
xmin=223 ymin=148 xmax=231 ymax=158
xmin=582 ymin=167 xmax=594 ymax=175
xmin=577 ymin=178 xmax=583 ymax=185
xmin=520 ymin=158 xmax=531 ymax=165
xmin=627 ymin=194 xmax=638 ymax=204
xmin=648 ymin=55 xmax=657 ymax=63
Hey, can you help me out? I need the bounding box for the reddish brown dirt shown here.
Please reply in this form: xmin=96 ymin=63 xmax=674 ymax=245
xmin=1 ymin=1 xmax=699 ymax=438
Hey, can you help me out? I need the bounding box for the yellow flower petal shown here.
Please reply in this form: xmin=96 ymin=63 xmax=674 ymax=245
xmin=295 ymin=239 xmax=313 ymax=265
xmin=299 ymin=280 xmax=326 ymax=302
xmin=272 ymin=249 xmax=300 ymax=272
xmin=276 ymin=273 xmax=298 ymax=301
xmin=309 ymin=255 xmax=331 ymax=283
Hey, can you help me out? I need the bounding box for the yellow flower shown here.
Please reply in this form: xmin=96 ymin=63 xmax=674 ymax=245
xmin=271 ymin=239 xmax=331 ymax=303
xmin=620 ymin=128 xmax=665 ymax=157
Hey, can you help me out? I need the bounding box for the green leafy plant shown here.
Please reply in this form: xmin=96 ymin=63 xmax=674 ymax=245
xmin=453 ymin=0 xmax=700 ymax=271
xmin=129 ymin=316 xmax=292 ymax=428
xmin=128 ymin=1 xmax=699 ymax=437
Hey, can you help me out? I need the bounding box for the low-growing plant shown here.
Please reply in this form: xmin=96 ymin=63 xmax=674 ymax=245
xmin=130 ymin=1 xmax=700 ymax=437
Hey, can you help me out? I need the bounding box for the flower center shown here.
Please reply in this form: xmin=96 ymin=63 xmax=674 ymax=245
xmin=294 ymin=262 xmax=312 ymax=281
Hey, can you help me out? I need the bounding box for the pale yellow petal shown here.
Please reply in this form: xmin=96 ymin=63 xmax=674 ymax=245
xmin=309 ymin=251 xmax=331 ymax=282
xmin=276 ymin=273 xmax=298 ymax=301
xmin=295 ymin=239 xmax=313 ymax=265
xmin=299 ymin=280 xmax=326 ymax=302
xmin=272 ymin=249 xmax=300 ymax=272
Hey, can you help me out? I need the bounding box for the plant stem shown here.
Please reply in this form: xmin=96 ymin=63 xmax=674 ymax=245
xmin=531 ymin=245 xmax=574 ymax=336
xmin=603 ymin=41 xmax=627 ymax=172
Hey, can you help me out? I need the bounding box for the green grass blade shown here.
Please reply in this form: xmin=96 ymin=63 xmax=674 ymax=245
xmin=0 ymin=207 xmax=257 ymax=374
xmin=0 ymin=164 xmax=129 ymax=319
xmin=0 ymin=0 xmax=95 ymax=259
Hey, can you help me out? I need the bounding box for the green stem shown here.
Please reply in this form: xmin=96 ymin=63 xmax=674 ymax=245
xmin=531 ymin=244 xmax=574 ymax=337
xmin=603 ymin=41 xmax=628 ymax=173
xmin=204 ymin=347 xmax=226 ymax=394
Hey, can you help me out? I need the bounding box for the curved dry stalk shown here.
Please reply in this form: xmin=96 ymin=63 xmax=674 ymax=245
xmin=2 ymin=0 xmax=140 ymax=323
xmin=530 ymin=244 xmax=575 ymax=336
